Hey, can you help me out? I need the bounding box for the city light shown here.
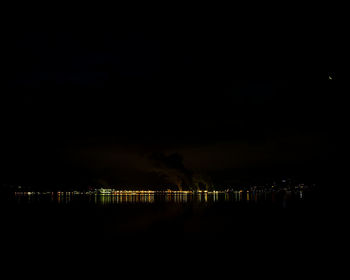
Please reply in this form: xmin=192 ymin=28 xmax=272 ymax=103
xmin=12 ymin=183 xmax=310 ymax=205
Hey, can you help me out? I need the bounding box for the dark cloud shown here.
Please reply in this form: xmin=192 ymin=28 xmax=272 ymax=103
xmin=148 ymin=152 xmax=213 ymax=190
xmin=149 ymin=152 xmax=193 ymax=189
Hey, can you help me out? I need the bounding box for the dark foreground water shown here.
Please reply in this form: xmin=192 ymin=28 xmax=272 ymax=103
xmin=1 ymin=190 xmax=325 ymax=241
xmin=1 ymin=189 xmax=347 ymax=277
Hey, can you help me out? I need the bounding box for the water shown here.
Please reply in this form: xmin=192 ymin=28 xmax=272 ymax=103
xmin=2 ymin=190 xmax=315 ymax=242
xmin=2 ymin=188 xmax=342 ymax=273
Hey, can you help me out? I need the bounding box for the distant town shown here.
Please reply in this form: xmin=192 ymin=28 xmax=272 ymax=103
xmin=3 ymin=179 xmax=314 ymax=197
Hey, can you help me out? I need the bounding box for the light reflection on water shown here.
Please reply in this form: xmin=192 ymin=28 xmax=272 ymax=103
xmin=13 ymin=190 xmax=304 ymax=206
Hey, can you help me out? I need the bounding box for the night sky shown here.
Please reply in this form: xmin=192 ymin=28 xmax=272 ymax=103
xmin=1 ymin=9 xmax=345 ymax=189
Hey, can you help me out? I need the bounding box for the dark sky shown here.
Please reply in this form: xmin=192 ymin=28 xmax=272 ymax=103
xmin=1 ymin=9 xmax=345 ymax=188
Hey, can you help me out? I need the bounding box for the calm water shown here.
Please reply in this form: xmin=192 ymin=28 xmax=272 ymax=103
xmin=2 ymin=189 xmax=318 ymax=243
xmin=2 ymin=188 xmax=340 ymax=271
